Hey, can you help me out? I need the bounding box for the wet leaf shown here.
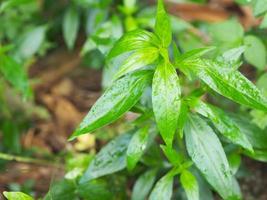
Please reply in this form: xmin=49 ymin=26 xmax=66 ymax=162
xmin=185 ymin=114 xmax=241 ymax=200
xmin=180 ymin=170 xmax=199 ymax=200
xmin=195 ymin=101 xmax=253 ymax=152
xmin=152 ymin=60 xmax=181 ymax=146
xmin=107 ymin=29 xmax=160 ymax=60
xmin=80 ymin=133 xmax=132 ymax=183
xmin=149 ymin=171 xmax=173 ymax=200
xmin=132 ymin=169 xmax=157 ymax=200
xmin=154 ymin=0 xmax=171 ymax=47
xmin=179 ymin=59 xmax=267 ymax=111
xmin=70 ymin=70 xmax=152 ymax=139
xmin=127 ymin=125 xmax=150 ymax=170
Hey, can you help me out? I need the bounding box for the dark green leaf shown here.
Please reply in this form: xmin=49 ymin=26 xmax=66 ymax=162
xmin=152 ymin=60 xmax=181 ymax=146
xmin=80 ymin=133 xmax=132 ymax=183
xmin=194 ymin=101 xmax=253 ymax=152
xmin=0 ymin=0 xmax=35 ymax=13
xmin=185 ymin=114 xmax=241 ymax=200
xmin=114 ymin=47 xmax=159 ymax=79
xmin=180 ymin=58 xmax=267 ymax=111
xmin=155 ymin=0 xmax=171 ymax=47
xmin=229 ymin=114 xmax=267 ymax=150
xmin=0 ymin=55 xmax=31 ymax=98
xmin=78 ymin=179 xmax=112 ymax=200
xmin=127 ymin=125 xmax=150 ymax=170
xmin=63 ymin=6 xmax=80 ymax=50
xmin=132 ymin=169 xmax=157 ymax=200
xmin=244 ymin=35 xmax=266 ymax=70
xmin=180 ymin=170 xmax=199 ymax=200
xmin=107 ymin=29 xmax=160 ymax=60
xmin=70 ymin=70 xmax=152 ymax=139
xmin=149 ymin=172 xmax=174 ymax=200
xmin=3 ymin=192 xmax=33 ymax=200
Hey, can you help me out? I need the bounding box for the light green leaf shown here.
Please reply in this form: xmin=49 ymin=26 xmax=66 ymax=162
xmin=0 ymin=0 xmax=34 ymax=13
xmin=228 ymin=153 xmax=241 ymax=174
xmin=244 ymin=149 xmax=267 ymax=162
xmin=260 ymin=13 xmax=267 ymax=29
xmin=63 ymin=6 xmax=80 ymax=50
xmin=152 ymin=60 xmax=181 ymax=146
xmin=155 ymin=0 xmax=171 ymax=47
xmin=114 ymin=47 xmax=159 ymax=79
xmin=15 ymin=25 xmax=47 ymax=60
xmin=127 ymin=125 xmax=150 ymax=170
xmin=177 ymin=100 xmax=189 ymax=138
xmin=80 ymin=133 xmax=132 ymax=183
xmin=70 ymin=70 xmax=152 ymax=139
xmin=194 ymin=101 xmax=253 ymax=152
xmin=185 ymin=114 xmax=241 ymax=200
xmin=244 ymin=35 xmax=266 ymax=70
xmin=132 ymin=169 xmax=157 ymax=200
xmin=180 ymin=170 xmax=199 ymax=200
xmin=149 ymin=172 xmax=173 ymax=200
xmin=179 ymin=58 xmax=267 ymax=111
xmin=3 ymin=191 xmax=33 ymax=200
xmin=253 ymin=0 xmax=267 ymax=16
xmin=107 ymin=29 xmax=160 ymax=60
xmin=0 ymin=55 xmax=31 ymax=98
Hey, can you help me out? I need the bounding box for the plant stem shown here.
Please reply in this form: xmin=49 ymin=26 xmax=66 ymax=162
xmin=0 ymin=152 xmax=62 ymax=168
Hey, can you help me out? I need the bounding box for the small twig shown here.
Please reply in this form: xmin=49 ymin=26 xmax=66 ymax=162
xmin=0 ymin=152 xmax=63 ymax=168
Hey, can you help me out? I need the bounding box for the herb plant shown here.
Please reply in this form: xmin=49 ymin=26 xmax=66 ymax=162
xmin=67 ymin=0 xmax=267 ymax=199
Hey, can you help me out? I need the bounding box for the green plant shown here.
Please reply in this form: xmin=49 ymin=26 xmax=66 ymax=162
xmin=67 ymin=0 xmax=267 ymax=199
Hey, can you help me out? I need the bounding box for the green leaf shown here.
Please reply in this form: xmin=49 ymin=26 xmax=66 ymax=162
xmin=15 ymin=25 xmax=47 ymax=60
xmin=0 ymin=55 xmax=31 ymax=98
xmin=253 ymin=0 xmax=267 ymax=16
xmin=63 ymin=6 xmax=80 ymax=50
xmin=132 ymin=169 xmax=157 ymax=200
xmin=244 ymin=35 xmax=266 ymax=70
xmin=107 ymin=29 xmax=160 ymax=60
xmin=3 ymin=191 xmax=33 ymax=200
xmin=155 ymin=0 xmax=172 ymax=47
xmin=180 ymin=170 xmax=199 ymax=200
xmin=70 ymin=70 xmax=152 ymax=139
xmin=77 ymin=179 xmax=112 ymax=200
xmin=228 ymin=153 xmax=241 ymax=174
xmin=180 ymin=58 xmax=267 ymax=111
xmin=114 ymin=47 xmax=159 ymax=80
xmin=127 ymin=125 xmax=150 ymax=170
xmin=152 ymin=60 xmax=181 ymax=146
xmin=260 ymin=13 xmax=267 ymax=29
xmin=185 ymin=114 xmax=241 ymax=200
xmin=0 ymin=0 xmax=35 ymax=13
xmin=244 ymin=149 xmax=267 ymax=162
xmin=80 ymin=133 xmax=132 ymax=183
xmin=194 ymin=101 xmax=253 ymax=152
xmin=175 ymin=47 xmax=215 ymax=64
xmin=177 ymin=100 xmax=189 ymax=138
xmin=149 ymin=172 xmax=174 ymax=200
xmin=160 ymin=145 xmax=183 ymax=166
xmin=229 ymin=114 xmax=267 ymax=150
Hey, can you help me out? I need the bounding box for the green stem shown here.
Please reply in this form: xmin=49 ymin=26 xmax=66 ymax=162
xmin=0 ymin=152 xmax=62 ymax=168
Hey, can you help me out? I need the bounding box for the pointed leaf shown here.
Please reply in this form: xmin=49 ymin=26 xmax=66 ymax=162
xmin=155 ymin=0 xmax=171 ymax=47
xmin=80 ymin=133 xmax=132 ymax=183
xmin=132 ymin=169 xmax=157 ymax=200
xmin=180 ymin=170 xmax=199 ymax=200
xmin=160 ymin=145 xmax=183 ymax=166
xmin=127 ymin=125 xmax=150 ymax=170
xmin=70 ymin=70 xmax=152 ymax=139
xmin=185 ymin=114 xmax=241 ymax=200
xmin=152 ymin=60 xmax=181 ymax=146
xmin=149 ymin=172 xmax=173 ymax=200
xmin=195 ymin=101 xmax=253 ymax=152
xmin=180 ymin=59 xmax=267 ymax=111
xmin=63 ymin=6 xmax=80 ymax=50
xmin=3 ymin=192 xmax=33 ymax=200
xmin=107 ymin=29 xmax=160 ymax=60
xmin=114 ymin=47 xmax=159 ymax=79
